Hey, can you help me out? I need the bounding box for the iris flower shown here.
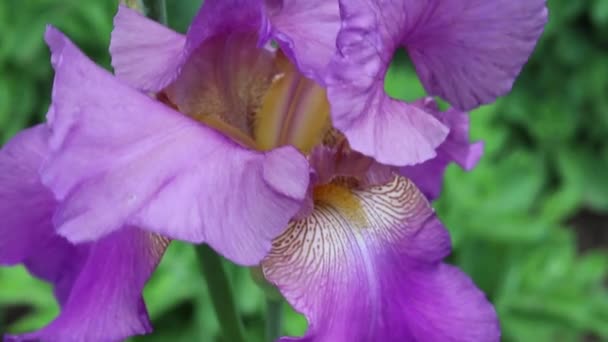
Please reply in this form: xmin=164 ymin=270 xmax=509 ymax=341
xmin=0 ymin=0 xmax=546 ymax=340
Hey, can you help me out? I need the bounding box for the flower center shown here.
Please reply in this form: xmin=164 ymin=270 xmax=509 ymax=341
xmin=254 ymin=53 xmax=330 ymax=154
xmin=313 ymin=183 xmax=368 ymax=228
xmin=160 ymin=34 xmax=330 ymax=154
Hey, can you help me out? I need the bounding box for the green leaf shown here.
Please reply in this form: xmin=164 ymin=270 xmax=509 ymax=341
xmin=0 ymin=266 xmax=58 ymax=333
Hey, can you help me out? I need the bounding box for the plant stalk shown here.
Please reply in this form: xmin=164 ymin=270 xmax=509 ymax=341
xmin=195 ymin=244 xmax=248 ymax=342
xmin=266 ymin=298 xmax=283 ymax=342
xmin=143 ymin=0 xmax=167 ymax=25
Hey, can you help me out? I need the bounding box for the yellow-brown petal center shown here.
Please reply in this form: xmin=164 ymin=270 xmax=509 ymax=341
xmin=160 ymin=34 xmax=330 ymax=154
xmin=254 ymin=53 xmax=331 ymax=154
xmin=313 ymin=182 xmax=368 ymax=229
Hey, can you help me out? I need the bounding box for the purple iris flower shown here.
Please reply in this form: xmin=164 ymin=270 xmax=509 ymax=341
xmin=0 ymin=0 xmax=547 ymax=340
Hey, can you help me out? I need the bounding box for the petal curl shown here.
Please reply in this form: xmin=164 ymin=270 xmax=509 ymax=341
xmin=266 ymin=0 xmax=341 ymax=83
xmin=401 ymin=98 xmax=483 ymax=200
xmin=111 ymin=1 xmax=266 ymax=92
xmin=44 ymin=27 xmax=309 ymax=265
xmin=7 ymin=229 xmax=168 ymax=342
xmin=262 ymin=176 xmax=499 ymax=341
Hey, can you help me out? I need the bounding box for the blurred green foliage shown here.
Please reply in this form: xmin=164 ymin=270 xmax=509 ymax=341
xmin=0 ymin=0 xmax=607 ymax=341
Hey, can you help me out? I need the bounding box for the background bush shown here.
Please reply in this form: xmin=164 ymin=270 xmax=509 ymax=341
xmin=0 ymin=1 xmax=606 ymax=341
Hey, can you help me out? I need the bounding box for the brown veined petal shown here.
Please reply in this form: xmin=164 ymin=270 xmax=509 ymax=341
xmin=261 ymin=176 xmax=499 ymax=341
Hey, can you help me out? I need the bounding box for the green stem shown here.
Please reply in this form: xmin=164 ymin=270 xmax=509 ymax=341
xmin=143 ymin=0 xmax=167 ymax=25
xmin=195 ymin=245 xmax=247 ymax=342
xmin=0 ymin=309 xmax=4 ymax=336
xmin=265 ymin=298 xmax=283 ymax=342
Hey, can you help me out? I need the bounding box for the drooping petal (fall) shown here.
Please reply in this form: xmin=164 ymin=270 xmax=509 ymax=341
xmin=44 ymin=27 xmax=309 ymax=266
xmin=7 ymin=229 xmax=168 ymax=342
xmin=326 ymin=0 xmax=547 ymax=166
xmin=0 ymin=125 xmax=80 ymax=305
xmin=265 ymin=0 xmax=341 ymax=83
xmin=263 ymin=176 xmax=499 ymax=341
xmin=401 ymin=98 xmax=483 ymax=200
xmin=0 ymin=125 xmax=58 ymax=264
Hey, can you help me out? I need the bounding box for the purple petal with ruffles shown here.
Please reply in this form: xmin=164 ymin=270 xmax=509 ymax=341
xmin=263 ymin=176 xmax=499 ymax=341
xmin=326 ymin=0 xmax=546 ymax=166
xmin=401 ymin=98 xmax=483 ymax=200
xmin=7 ymin=229 xmax=168 ymax=342
xmin=325 ymin=2 xmax=448 ymax=166
xmin=265 ymin=0 xmax=340 ymax=83
xmin=111 ymin=0 xmax=267 ymax=92
xmin=44 ymin=27 xmax=309 ymax=265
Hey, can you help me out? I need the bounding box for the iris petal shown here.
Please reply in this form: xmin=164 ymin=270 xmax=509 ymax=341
xmin=7 ymin=229 xmax=168 ymax=342
xmin=111 ymin=1 xmax=267 ymax=93
xmin=401 ymin=98 xmax=483 ymax=200
xmin=263 ymin=176 xmax=499 ymax=341
xmin=404 ymin=0 xmax=548 ymax=110
xmin=266 ymin=0 xmax=341 ymax=83
xmin=326 ymin=0 xmax=547 ymax=167
xmin=0 ymin=126 xmax=58 ymax=265
xmin=327 ymin=65 xmax=449 ymax=166
xmin=110 ymin=5 xmax=186 ymax=92
xmin=43 ymin=27 xmax=309 ymax=265
xmin=0 ymin=125 xmax=80 ymax=306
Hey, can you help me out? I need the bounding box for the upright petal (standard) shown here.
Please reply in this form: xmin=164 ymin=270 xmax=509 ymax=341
xmin=326 ymin=0 xmax=547 ymax=166
xmin=111 ymin=0 xmax=268 ymax=92
xmin=265 ymin=0 xmax=341 ymax=83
